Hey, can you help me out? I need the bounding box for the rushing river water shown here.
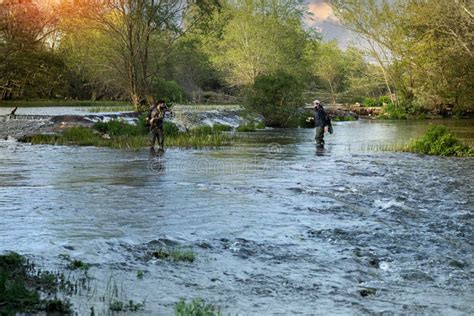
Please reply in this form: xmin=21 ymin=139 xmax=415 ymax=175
xmin=0 ymin=120 xmax=473 ymax=315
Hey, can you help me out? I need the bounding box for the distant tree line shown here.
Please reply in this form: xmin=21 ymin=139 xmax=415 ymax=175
xmin=1 ymin=0 xmax=472 ymax=117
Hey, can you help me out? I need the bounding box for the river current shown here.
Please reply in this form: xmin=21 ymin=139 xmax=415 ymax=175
xmin=0 ymin=120 xmax=473 ymax=315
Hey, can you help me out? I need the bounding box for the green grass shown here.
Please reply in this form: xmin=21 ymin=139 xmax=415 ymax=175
xmin=370 ymin=125 xmax=473 ymax=157
xmin=0 ymin=100 xmax=130 ymax=108
xmin=175 ymin=298 xmax=221 ymax=316
xmin=403 ymin=125 xmax=473 ymax=157
xmin=22 ymin=119 xmax=235 ymax=150
xmin=0 ymin=252 xmax=72 ymax=315
xmin=236 ymin=122 xmax=265 ymax=132
xmin=88 ymin=105 xmax=134 ymax=113
xmin=67 ymin=260 xmax=89 ymax=271
xmin=152 ymin=249 xmax=196 ymax=263
xmin=109 ymin=300 xmax=144 ymax=312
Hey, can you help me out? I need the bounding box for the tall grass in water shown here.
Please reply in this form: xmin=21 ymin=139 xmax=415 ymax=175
xmin=368 ymin=125 xmax=473 ymax=157
xmin=175 ymin=298 xmax=221 ymax=316
xmin=26 ymin=120 xmax=234 ymax=150
xmin=404 ymin=125 xmax=473 ymax=156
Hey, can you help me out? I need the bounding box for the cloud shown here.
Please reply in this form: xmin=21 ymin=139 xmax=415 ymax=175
xmin=307 ymin=1 xmax=337 ymax=22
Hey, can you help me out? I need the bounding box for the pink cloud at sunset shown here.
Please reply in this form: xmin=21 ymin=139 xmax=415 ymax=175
xmin=307 ymin=1 xmax=338 ymax=23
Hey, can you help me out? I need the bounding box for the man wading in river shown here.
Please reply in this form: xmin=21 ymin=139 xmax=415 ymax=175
xmin=313 ymin=100 xmax=331 ymax=148
xmin=146 ymin=100 xmax=169 ymax=152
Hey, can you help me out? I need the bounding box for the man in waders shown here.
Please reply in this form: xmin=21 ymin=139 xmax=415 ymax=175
xmin=313 ymin=100 xmax=331 ymax=148
xmin=147 ymin=100 xmax=169 ymax=152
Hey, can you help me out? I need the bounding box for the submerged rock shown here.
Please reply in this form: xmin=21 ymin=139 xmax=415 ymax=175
xmin=359 ymin=287 xmax=377 ymax=297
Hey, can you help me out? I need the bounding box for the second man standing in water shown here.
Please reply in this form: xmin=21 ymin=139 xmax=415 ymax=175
xmin=313 ymin=100 xmax=331 ymax=148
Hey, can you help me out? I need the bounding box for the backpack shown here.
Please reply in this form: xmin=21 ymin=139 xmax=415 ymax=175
xmin=326 ymin=115 xmax=333 ymax=134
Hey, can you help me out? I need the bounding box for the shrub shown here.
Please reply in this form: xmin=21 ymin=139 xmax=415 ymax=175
xmin=0 ymin=252 xmax=72 ymax=314
xmin=151 ymin=78 xmax=185 ymax=103
xmin=406 ymin=125 xmax=473 ymax=156
xmin=380 ymin=103 xmax=408 ymax=119
xmin=246 ymin=71 xmax=304 ymax=127
xmin=363 ymin=96 xmax=394 ymax=107
xmin=175 ymin=298 xmax=220 ymax=316
xmin=363 ymin=97 xmax=378 ymax=107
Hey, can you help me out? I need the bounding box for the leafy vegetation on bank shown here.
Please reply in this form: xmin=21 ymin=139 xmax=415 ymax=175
xmin=246 ymin=71 xmax=304 ymax=127
xmin=0 ymin=252 xmax=72 ymax=315
xmin=362 ymin=96 xmax=392 ymax=107
xmin=236 ymin=122 xmax=265 ymax=132
xmin=175 ymin=298 xmax=221 ymax=316
xmin=379 ymin=102 xmax=427 ymax=120
xmin=0 ymin=100 xmax=130 ymax=108
xmin=22 ymin=119 xmax=235 ymax=150
xmin=402 ymin=125 xmax=473 ymax=157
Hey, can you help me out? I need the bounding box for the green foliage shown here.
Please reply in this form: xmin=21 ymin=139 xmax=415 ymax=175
xmin=151 ymin=78 xmax=186 ymax=103
xmin=236 ymin=122 xmax=265 ymax=132
xmin=175 ymin=298 xmax=221 ymax=316
xmin=246 ymin=71 xmax=303 ymax=127
xmin=24 ymin=119 xmax=235 ymax=150
xmin=152 ymin=249 xmax=196 ymax=263
xmin=332 ymin=115 xmax=357 ymax=122
xmin=287 ymin=110 xmax=315 ymax=128
xmin=379 ymin=104 xmax=407 ymax=120
xmin=204 ymin=1 xmax=309 ymax=86
xmin=363 ymin=96 xmax=392 ymax=107
xmin=94 ymin=119 xmax=147 ymax=137
xmin=379 ymin=100 xmax=426 ymax=120
xmin=211 ymin=124 xmax=233 ymax=132
xmin=329 ymin=0 xmax=474 ymax=109
xmin=0 ymin=100 xmax=130 ymax=108
xmin=406 ymin=125 xmax=473 ymax=157
xmin=0 ymin=252 xmax=72 ymax=315
xmin=109 ymin=300 xmax=144 ymax=312
xmin=67 ymin=260 xmax=89 ymax=271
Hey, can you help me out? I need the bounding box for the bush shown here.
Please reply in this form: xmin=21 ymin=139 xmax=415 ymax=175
xmin=175 ymin=298 xmax=220 ymax=316
xmin=406 ymin=125 xmax=473 ymax=157
xmin=363 ymin=96 xmax=393 ymax=107
xmin=151 ymin=78 xmax=185 ymax=103
xmin=363 ymin=97 xmax=378 ymax=107
xmin=246 ymin=71 xmax=304 ymax=127
xmin=0 ymin=252 xmax=72 ymax=315
xmin=380 ymin=100 xmax=426 ymax=119
xmin=380 ymin=103 xmax=408 ymax=119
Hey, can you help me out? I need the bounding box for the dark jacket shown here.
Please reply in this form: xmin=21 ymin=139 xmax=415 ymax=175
xmin=314 ymin=105 xmax=329 ymax=127
xmin=147 ymin=104 xmax=168 ymax=130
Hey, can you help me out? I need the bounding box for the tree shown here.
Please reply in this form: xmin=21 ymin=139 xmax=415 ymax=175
xmin=203 ymin=0 xmax=309 ymax=86
xmin=0 ymin=0 xmax=62 ymax=99
xmin=311 ymin=41 xmax=348 ymax=105
xmin=59 ymin=0 xmax=219 ymax=110
xmin=328 ymin=0 xmax=474 ymax=108
xmin=246 ymin=71 xmax=303 ymax=127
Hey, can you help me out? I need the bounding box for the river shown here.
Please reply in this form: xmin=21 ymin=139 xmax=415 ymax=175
xmin=0 ymin=119 xmax=473 ymax=315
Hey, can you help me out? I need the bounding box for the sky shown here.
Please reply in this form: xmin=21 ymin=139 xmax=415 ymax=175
xmin=305 ymin=0 xmax=360 ymax=48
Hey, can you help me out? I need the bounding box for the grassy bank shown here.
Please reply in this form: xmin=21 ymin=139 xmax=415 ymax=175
xmin=22 ymin=119 xmax=235 ymax=150
xmin=384 ymin=125 xmax=473 ymax=157
xmin=0 ymin=252 xmax=72 ymax=315
xmin=0 ymin=100 xmax=130 ymax=108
